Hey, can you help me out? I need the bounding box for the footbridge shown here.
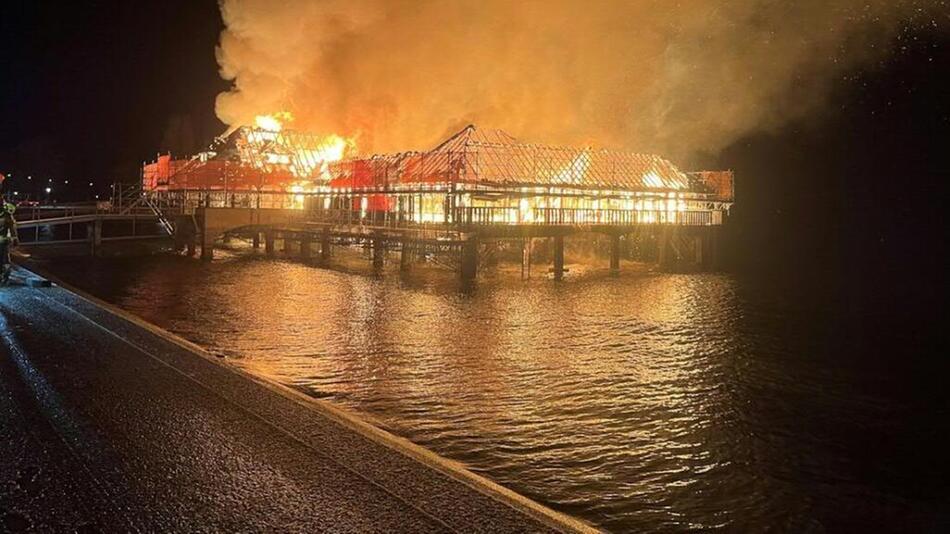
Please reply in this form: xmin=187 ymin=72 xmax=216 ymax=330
xmin=14 ymin=194 xmax=173 ymax=254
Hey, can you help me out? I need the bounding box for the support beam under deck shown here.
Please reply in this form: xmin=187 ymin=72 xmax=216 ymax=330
xmin=609 ymin=234 xmax=620 ymax=275
xmin=460 ymin=237 xmax=479 ymax=281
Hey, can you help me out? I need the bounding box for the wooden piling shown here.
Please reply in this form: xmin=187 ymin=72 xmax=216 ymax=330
xmin=609 ymin=233 xmax=620 ymax=275
xmin=657 ymin=227 xmax=670 ymax=269
xmin=321 ymin=228 xmax=331 ymax=261
xmin=89 ymin=219 xmax=103 ymax=257
xmin=521 ymin=237 xmax=532 ymax=280
xmin=372 ymin=236 xmax=384 ymax=269
xmin=200 ymin=239 xmax=213 ymax=261
xmin=400 ymin=240 xmax=412 ymax=271
xmin=265 ymin=230 xmax=275 ymax=255
xmin=553 ymin=235 xmax=565 ymax=281
xmin=694 ymin=233 xmax=703 ymax=267
xmin=460 ymin=236 xmax=478 ymax=281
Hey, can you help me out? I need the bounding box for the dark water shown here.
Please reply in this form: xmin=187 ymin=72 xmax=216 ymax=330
xmin=39 ymin=250 xmax=947 ymax=532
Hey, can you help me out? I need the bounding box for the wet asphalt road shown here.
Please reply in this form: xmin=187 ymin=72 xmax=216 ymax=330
xmin=0 ymin=273 xmax=571 ymax=533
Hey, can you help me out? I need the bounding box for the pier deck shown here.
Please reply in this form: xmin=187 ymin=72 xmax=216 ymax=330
xmin=0 ymin=267 xmax=587 ymax=533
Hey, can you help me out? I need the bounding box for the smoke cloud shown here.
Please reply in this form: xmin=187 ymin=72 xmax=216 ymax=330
xmin=215 ymin=0 xmax=941 ymax=161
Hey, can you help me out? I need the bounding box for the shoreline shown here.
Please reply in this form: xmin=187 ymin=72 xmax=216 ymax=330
xmin=13 ymin=259 xmax=597 ymax=533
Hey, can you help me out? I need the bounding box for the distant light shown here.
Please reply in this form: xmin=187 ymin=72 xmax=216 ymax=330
xmin=45 ymin=187 xmax=51 ymax=193
xmin=88 ymin=182 xmax=94 ymax=187
xmin=95 ymin=194 xmax=100 ymax=199
xmin=13 ymin=191 xmax=18 ymax=196
xmin=27 ymin=176 xmax=32 ymax=180
xmin=48 ymin=178 xmax=52 ymax=183
xmin=64 ymin=180 xmax=69 ymax=184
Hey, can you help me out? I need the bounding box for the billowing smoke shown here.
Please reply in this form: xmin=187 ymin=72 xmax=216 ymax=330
xmin=215 ymin=0 xmax=940 ymax=161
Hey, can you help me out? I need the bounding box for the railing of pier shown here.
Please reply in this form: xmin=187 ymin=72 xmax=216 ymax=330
xmin=302 ymin=206 xmax=718 ymax=228
xmin=301 ymin=209 xmax=463 ymax=243
xmin=15 ymin=203 xmax=161 ymax=222
xmin=144 ymin=189 xmax=307 ymax=212
xmin=15 ymin=205 xmax=100 ymax=221
xmin=144 ymin=189 xmax=725 ymax=230
xmin=453 ymin=207 xmax=717 ymax=226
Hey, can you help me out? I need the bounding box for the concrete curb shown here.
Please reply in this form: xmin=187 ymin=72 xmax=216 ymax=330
xmin=16 ymin=260 xmax=599 ymax=534
xmin=9 ymin=265 xmax=52 ymax=287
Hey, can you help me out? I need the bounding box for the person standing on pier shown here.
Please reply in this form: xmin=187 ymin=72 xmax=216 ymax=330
xmin=0 ymin=202 xmax=19 ymax=284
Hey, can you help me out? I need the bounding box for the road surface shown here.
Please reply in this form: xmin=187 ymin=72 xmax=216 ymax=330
xmin=0 ymin=267 xmax=588 ymax=533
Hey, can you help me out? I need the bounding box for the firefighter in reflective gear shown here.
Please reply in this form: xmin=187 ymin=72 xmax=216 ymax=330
xmin=0 ymin=203 xmax=19 ymax=284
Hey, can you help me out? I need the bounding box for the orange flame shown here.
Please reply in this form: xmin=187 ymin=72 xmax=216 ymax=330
xmin=254 ymin=111 xmax=295 ymax=132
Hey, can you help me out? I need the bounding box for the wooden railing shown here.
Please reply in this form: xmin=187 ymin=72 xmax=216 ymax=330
xmin=303 ymin=206 xmax=719 ymax=227
xmin=453 ymin=207 xmax=716 ymax=226
xmin=145 ymin=189 xmax=725 ymax=228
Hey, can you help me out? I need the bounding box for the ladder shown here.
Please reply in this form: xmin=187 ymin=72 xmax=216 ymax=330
xmin=114 ymin=184 xmax=174 ymax=235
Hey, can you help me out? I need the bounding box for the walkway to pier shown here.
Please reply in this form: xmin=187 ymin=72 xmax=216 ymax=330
xmin=15 ymin=192 xmax=172 ymax=252
xmin=0 ymin=268 xmax=586 ymax=533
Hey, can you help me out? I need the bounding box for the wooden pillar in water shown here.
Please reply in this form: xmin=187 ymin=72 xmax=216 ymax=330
xmin=252 ymin=232 xmax=260 ymax=249
xmin=658 ymin=227 xmax=670 ymax=269
xmin=372 ymin=236 xmax=384 ymax=269
xmin=199 ymin=215 xmax=213 ymax=262
xmin=521 ymin=237 xmax=532 ymax=280
xmin=694 ymin=233 xmax=704 ymax=268
xmin=460 ymin=236 xmax=478 ymax=281
xmin=400 ymin=240 xmax=412 ymax=271
xmin=89 ymin=219 xmax=103 ymax=257
xmin=300 ymin=235 xmax=312 ymax=259
xmin=609 ymin=233 xmax=620 ymax=275
xmin=553 ymin=235 xmax=565 ymax=281
xmin=321 ymin=228 xmax=331 ymax=261
xmin=175 ymin=215 xmax=196 ymax=257
xmin=200 ymin=237 xmax=213 ymax=261
xmin=265 ymin=230 xmax=275 ymax=256
xmin=706 ymin=227 xmax=719 ymax=270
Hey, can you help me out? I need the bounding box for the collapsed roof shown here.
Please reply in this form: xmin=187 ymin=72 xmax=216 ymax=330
xmin=145 ymin=124 xmax=730 ymax=197
xmin=328 ymin=125 xmax=691 ymax=191
xmin=209 ymin=127 xmax=350 ymax=178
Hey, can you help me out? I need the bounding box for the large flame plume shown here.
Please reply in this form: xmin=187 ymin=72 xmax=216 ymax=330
xmin=248 ymin=111 xmax=356 ymax=182
xmin=216 ymin=0 xmax=940 ymax=161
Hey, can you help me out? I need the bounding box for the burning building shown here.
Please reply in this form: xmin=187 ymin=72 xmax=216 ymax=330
xmin=143 ymin=122 xmax=733 ymax=228
xmin=142 ymin=116 xmax=353 ymax=193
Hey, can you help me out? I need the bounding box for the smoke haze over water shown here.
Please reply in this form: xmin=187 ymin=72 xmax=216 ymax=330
xmin=215 ymin=0 xmax=943 ymax=161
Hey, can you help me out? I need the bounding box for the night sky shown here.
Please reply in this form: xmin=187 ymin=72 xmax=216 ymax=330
xmin=1 ymin=1 xmax=948 ymax=289
xmin=1 ymin=1 xmax=227 ymax=198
